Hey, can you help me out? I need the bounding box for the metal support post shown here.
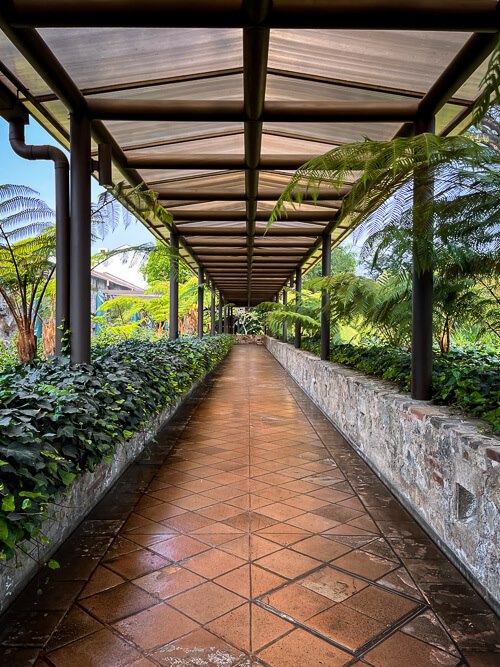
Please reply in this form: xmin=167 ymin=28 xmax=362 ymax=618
xmin=70 ymin=113 xmax=91 ymax=364
xmin=197 ymin=267 xmax=204 ymax=339
xmin=169 ymin=232 xmax=179 ymax=340
xmin=218 ymin=294 xmax=223 ymax=334
xmin=282 ymin=287 xmax=288 ymax=342
xmin=412 ymin=116 xmax=435 ymax=400
xmin=320 ymin=233 xmax=331 ymax=361
xmin=294 ymin=268 xmax=302 ymax=349
xmin=210 ymin=283 xmax=216 ymax=335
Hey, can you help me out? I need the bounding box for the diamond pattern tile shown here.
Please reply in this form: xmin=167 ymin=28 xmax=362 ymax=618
xmin=3 ymin=345 xmax=497 ymax=665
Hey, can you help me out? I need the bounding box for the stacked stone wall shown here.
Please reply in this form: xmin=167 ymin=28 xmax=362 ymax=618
xmin=265 ymin=336 xmax=500 ymax=613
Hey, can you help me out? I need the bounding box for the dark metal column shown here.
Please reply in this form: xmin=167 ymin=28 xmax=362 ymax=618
xmin=218 ymin=294 xmax=223 ymax=334
xmin=412 ymin=116 xmax=435 ymax=400
xmin=282 ymin=287 xmax=288 ymax=342
xmin=294 ymin=268 xmax=302 ymax=349
xmin=70 ymin=113 xmax=91 ymax=364
xmin=197 ymin=268 xmax=204 ymax=339
xmin=210 ymin=283 xmax=216 ymax=336
xmin=243 ymin=1 xmax=270 ymax=306
xmin=320 ymin=233 xmax=331 ymax=361
xmin=169 ymin=232 xmax=179 ymax=340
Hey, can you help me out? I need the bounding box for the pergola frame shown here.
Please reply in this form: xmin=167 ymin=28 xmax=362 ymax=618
xmin=0 ymin=1 xmax=497 ymax=397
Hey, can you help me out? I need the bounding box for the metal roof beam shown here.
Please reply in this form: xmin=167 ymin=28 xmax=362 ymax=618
xmin=7 ymin=1 xmax=498 ymax=31
xmin=178 ymin=229 xmax=322 ymax=237
xmin=189 ymin=239 xmax=313 ymax=248
xmin=86 ymin=99 xmax=419 ymax=122
xmin=127 ymin=155 xmax=322 ymax=169
xmin=243 ymin=0 xmax=270 ymax=307
xmin=208 ymin=249 xmax=309 ymax=256
xmin=172 ymin=210 xmax=336 ymax=222
xmin=418 ymin=33 xmax=498 ymax=120
xmin=156 ymin=188 xmax=349 ymax=201
xmin=0 ymin=14 xmax=207 ymax=275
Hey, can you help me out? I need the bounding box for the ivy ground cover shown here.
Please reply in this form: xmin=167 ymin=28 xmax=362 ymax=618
xmin=0 ymin=335 xmax=233 ymax=561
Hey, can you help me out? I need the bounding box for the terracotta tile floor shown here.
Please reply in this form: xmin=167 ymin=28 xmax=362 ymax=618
xmin=1 ymin=345 xmax=499 ymax=667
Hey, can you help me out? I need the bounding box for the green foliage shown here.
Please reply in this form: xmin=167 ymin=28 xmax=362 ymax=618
xmin=0 ymin=335 xmax=233 ymax=560
xmin=237 ymin=309 xmax=266 ymax=335
xmin=309 ymin=271 xmax=412 ymax=347
xmin=0 ymin=184 xmax=55 ymax=361
xmin=0 ymin=341 xmax=17 ymax=373
xmin=141 ymin=241 xmax=191 ymax=285
xmin=269 ymin=127 xmax=499 ymax=352
xmin=306 ymin=245 xmax=358 ymax=280
xmin=257 ymin=287 xmax=324 ymax=339
xmin=270 ymin=135 xmax=499 ymax=253
xmin=324 ymin=344 xmax=500 ymax=433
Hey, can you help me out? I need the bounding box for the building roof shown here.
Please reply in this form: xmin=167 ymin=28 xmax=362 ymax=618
xmin=91 ymin=268 xmax=146 ymax=293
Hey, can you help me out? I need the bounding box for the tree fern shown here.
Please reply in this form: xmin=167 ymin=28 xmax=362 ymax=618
xmin=270 ymin=135 xmax=497 ymax=249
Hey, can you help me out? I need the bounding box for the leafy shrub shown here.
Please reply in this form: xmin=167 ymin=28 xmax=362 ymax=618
xmin=0 ymin=341 xmax=16 ymax=374
xmin=326 ymin=344 xmax=500 ymax=433
xmin=0 ymin=335 xmax=233 ymax=560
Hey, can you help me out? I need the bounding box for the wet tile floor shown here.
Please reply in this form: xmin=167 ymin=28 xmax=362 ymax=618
xmin=1 ymin=345 xmax=499 ymax=667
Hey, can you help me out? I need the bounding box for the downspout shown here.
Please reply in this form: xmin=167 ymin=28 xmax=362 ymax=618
xmin=9 ymin=117 xmax=70 ymax=356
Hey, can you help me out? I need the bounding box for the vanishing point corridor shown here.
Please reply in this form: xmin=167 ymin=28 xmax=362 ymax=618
xmin=1 ymin=345 xmax=499 ymax=666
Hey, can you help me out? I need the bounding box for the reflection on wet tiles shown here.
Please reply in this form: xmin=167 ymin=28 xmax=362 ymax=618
xmin=0 ymin=346 xmax=498 ymax=665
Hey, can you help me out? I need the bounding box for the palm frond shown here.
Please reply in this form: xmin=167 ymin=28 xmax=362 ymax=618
xmin=266 ymin=309 xmax=320 ymax=333
xmin=270 ymin=135 xmax=497 ymax=248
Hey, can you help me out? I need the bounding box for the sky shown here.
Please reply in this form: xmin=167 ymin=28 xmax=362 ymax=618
xmin=0 ymin=117 xmax=155 ymax=253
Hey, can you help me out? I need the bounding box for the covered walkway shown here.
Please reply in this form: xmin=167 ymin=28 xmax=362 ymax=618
xmin=1 ymin=345 xmax=499 ymax=666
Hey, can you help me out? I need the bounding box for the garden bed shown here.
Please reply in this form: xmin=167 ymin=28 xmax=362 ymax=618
xmin=299 ymin=340 xmax=500 ymax=433
xmin=0 ymin=335 xmax=233 ymax=584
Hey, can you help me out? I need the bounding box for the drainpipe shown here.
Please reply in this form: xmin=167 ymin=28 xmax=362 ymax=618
xmin=9 ymin=117 xmax=70 ymax=356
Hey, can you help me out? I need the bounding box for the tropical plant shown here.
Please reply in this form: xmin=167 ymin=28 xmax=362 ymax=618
xmin=0 ymin=180 xmax=175 ymax=362
xmin=0 ymin=185 xmax=55 ymax=362
xmin=0 ymin=335 xmax=234 ymax=561
xmin=237 ymin=308 xmax=266 ymax=335
xmin=95 ymin=273 xmax=216 ymax=340
xmin=270 ymin=134 xmax=499 ymax=257
xmin=141 ymin=240 xmax=191 ymax=284
xmin=309 ymin=271 xmax=411 ymax=347
xmin=305 ymin=245 xmax=358 ymax=280
xmin=269 ymin=107 xmax=500 ymax=352
xmin=257 ymin=288 xmax=322 ymax=339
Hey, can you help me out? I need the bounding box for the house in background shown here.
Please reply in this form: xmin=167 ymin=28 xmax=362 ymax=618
xmin=0 ymin=266 xmax=145 ymax=345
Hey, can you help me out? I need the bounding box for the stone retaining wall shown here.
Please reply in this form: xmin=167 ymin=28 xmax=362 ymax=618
xmin=264 ymin=336 xmax=500 ymax=613
xmin=0 ymin=367 xmax=215 ymax=615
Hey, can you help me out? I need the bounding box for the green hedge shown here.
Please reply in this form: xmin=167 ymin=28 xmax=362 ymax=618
xmin=0 ymin=335 xmax=233 ymax=560
xmin=326 ymin=344 xmax=500 ymax=433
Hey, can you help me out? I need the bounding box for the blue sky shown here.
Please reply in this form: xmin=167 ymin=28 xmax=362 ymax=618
xmin=0 ymin=117 xmax=155 ymax=251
